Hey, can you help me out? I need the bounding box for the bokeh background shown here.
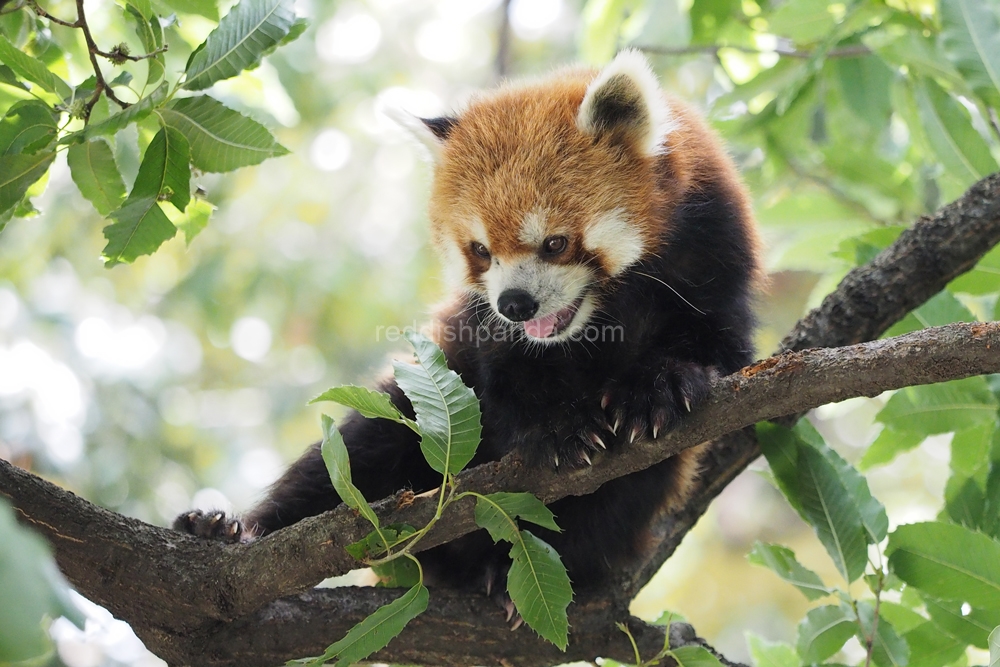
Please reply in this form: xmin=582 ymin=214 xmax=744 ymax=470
xmin=2 ymin=0 xmax=998 ymax=664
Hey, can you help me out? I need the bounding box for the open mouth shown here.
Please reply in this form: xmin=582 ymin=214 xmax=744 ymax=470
xmin=523 ymin=296 xmax=584 ymax=340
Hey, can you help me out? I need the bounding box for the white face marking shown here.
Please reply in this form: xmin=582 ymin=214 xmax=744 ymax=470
xmin=468 ymin=216 xmax=488 ymax=246
xmin=518 ymin=209 xmax=548 ymax=247
xmin=583 ymin=208 xmax=645 ymax=275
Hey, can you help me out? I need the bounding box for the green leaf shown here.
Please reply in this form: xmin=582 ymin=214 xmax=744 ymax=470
xmin=507 ymin=530 xmax=572 ymax=650
xmin=939 ymin=0 xmax=1000 ymax=108
xmin=912 ymin=78 xmax=999 ymax=187
xmin=990 ymin=625 xmax=999 ymax=666
xmin=0 ymin=151 xmax=54 ymax=216
xmin=798 ymin=446 xmax=869 ymax=582
xmin=102 ymin=197 xmax=176 ymax=266
xmin=0 ymin=64 xmax=30 ymax=91
xmin=371 ymin=557 xmax=420 ymax=589
xmin=70 ymin=82 xmax=169 ymax=142
xmin=130 ymin=126 xmax=190 ymax=208
xmin=310 ymin=385 xmax=415 ymax=429
xmin=160 ymin=0 xmax=220 ymax=20
xmin=885 ymin=291 xmax=976 ymax=338
xmin=887 ymin=521 xmax=1000 ymax=610
xmin=834 ymin=55 xmax=894 ymax=131
xmin=877 ymin=377 xmax=998 ymax=436
xmin=0 ymin=100 xmax=57 ymax=155
xmin=745 ymin=632 xmax=798 ymax=667
xmin=796 ymin=604 xmax=857 ymax=663
xmin=392 ymin=331 xmax=482 ymax=475
xmin=856 ymin=600 xmax=909 ymax=667
xmin=172 ymin=197 xmax=213 ymax=245
xmin=900 ymin=621 xmax=965 ymax=667
xmin=950 ymin=245 xmax=1000 ymax=296
xmin=158 ymin=96 xmax=289 ymax=172
xmin=579 ymin=0 xmax=645 ymax=65
xmin=125 ymin=5 xmax=165 ymax=85
xmin=767 ymin=0 xmax=836 ymax=43
xmin=302 ymin=583 xmax=428 ymax=667
xmin=0 ymin=34 xmax=71 ymax=98
xmin=67 ymin=139 xmax=127 ymax=216
xmin=474 ymin=493 xmax=561 ymax=540
xmin=878 ymin=601 xmax=929 ymax=634
xmin=860 ymin=428 xmax=925 ymax=470
xmin=746 ymin=542 xmax=830 ymax=600
xmin=925 ymin=596 xmax=1000 ymax=649
xmin=183 ymin=0 xmax=296 ymax=90
xmin=319 ymin=414 xmax=380 ymax=530
xmin=0 ymin=499 xmax=84 ymax=663
xmin=669 ymin=645 xmax=725 ymax=666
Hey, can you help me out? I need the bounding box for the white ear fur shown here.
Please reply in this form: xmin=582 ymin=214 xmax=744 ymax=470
xmin=383 ymin=107 xmax=449 ymax=162
xmin=576 ymin=49 xmax=675 ymax=156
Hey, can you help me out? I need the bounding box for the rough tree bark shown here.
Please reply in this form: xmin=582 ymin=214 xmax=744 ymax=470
xmin=1 ymin=173 xmax=999 ymax=667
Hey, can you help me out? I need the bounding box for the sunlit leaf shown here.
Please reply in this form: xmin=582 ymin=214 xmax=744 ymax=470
xmin=989 ymin=625 xmax=999 ymax=666
xmin=161 ymin=0 xmax=220 ymax=20
xmin=474 ymin=493 xmax=561 ymax=540
xmin=319 ymin=414 xmax=380 ymax=530
xmin=102 ymin=197 xmax=176 ymax=266
xmin=0 ymin=151 xmax=54 ymax=216
xmin=310 ymin=385 xmax=415 ymax=429
xmin=183 ymin=0 xmax=296 ymax=90
xmin=669 ymin=645 xmax=725 ymax=666
xmin=125 ymin=5 xmax=165 ymax=85
xmin=0 ymin=34 xmax=71 ymax=98
xmin=0 ymin=100 xmax=57 ymax=155
xmin=67 ymin=139 xmax=127 ymax=216
xmin=392 ymin=331 xmax=481 ymax=475
xmin=579 ymin=0 xmax=645 ymax=65
xmin=887 ymin=522 xmax=1000 ymax=610
xmin=298 ymin=583 xmax=428 ymax=667
xmin=924 ymin=596 xmax=1000 ymax=649
xmin=67 ymin=82 xmax=169 ymax=142
xmin=859 ymin=427 xmax=924 ymax=471
xmin=747 ymin=542 xmax=830 ymax=600
xmin=171 ymin=197 xmax=214 ymax=245
xmin=940 ymin=0 xmax=1000 ymax=108
xmin=371 ymin=557 xmax=420 ymax=589
xmin=877 ymin=377 xmax=998 ymax=436
xmin=158 ymin=96 xmax=289 ymax=172
xmin=745 ymin=632 xmax=797 ymax=667
xmin=796 ymin=604 xmax=857 ymax=663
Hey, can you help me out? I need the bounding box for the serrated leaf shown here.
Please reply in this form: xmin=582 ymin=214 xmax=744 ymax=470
xmin=747 ymin=542 xmax=830 ymax=600
xmin=125 ymin=5 xmax=164 ymax=85
xmin=372 ymin=557 xmax=420 ymax=588
xmin=130 ymin=125 xmax=189 ymax=209
xmin=913 ymin=78 xmax=998 ymax=187
xmin=301 ymin=583 xmax=428 ymax=667
xmin=67 ymin=82 xmax=168 ymax=142
xmin=940 ymin=0 xmax=1000 ymax=108
xmin=474 ymin=493 xmax=560 ymax=543
xmin=0 ymin=34 xmax=71 ymax=98
xmin=0 ymin=151 xmax=54 ymax=216
xmin=887 ymin=521 xmax=1000 ymax=610
xmin=901 ymin=621 xmax=964 ymax=667
xmin=798 ymin=446 xmax=869 ymax=582
xmin=796 ymin=604 xmax=857 ymax=663
xmin=885 ymin=290 xmax=976 ymax=338
xmin=172 ymin=197 xmax=213 ymax=245
xmin=319 ymin=414 xmax=380 ymax=530
xmin=877 ymin=377 xmax=998 ymax=436
xmin=669 ymin=645 xmax=725 ymax=666
xmin=745 ymin=632 xmax=798 ymax=667
xmin=0 ymin=100 xmax=57 ymax=155
xmin=183 ymin=0 xmax=295 ymax=90
xmin=158 ymin=96 xmax=289 ymax=172
xmin=0 ymin=64 xmax=29 ymax=91
xmin=102 ymin=197 xmax=176 ymax=266
xmin=950 ymin=245 xmax=1000 ymax=295
xmin=67 ymin=139 xmax=126 ymax=216
xmin=310 ymin=385 xmax=415 ymax=428
xmin=392 ymin=331 xmax=481 ymax=475
xmin=925 ymin=596 xmax=1000 ymax=649
xmin=856 ymin=600 xmax=910 ymax=667
xmin=258 ymin=16 xmax=308 ymax=61
xmin=507 ymin=530 xmax=572 ymax=650
xmin=860 ymin=427 xmax=925 ymax=470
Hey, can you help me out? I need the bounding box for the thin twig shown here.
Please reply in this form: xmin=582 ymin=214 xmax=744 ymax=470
xmin=638 ymin=43 xmax=871 ymax=60
xmin=27 ymin=0 xmax=77 ymax=27
xmin=74 ymin=0 xmax=129 ymax=113
xmin=495 ymin=0 xmax=512 ymax=80
xmin=95 ymin=44 xmax=168 ymax=63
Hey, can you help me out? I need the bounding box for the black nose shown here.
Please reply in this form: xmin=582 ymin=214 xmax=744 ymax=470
xmin=497 ymin=289 xmax=539 ymax=321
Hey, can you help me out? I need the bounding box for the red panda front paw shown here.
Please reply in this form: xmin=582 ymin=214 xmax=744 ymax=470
xmin=483 ymin=558 xmax=524 ymax=630
xmin=548 ymin=412 xmax=614 ymax=470
xmin=601 ymin=359 xmax=716 ymax=444
xmin=173 ymin=509 xmax=249 ymax=543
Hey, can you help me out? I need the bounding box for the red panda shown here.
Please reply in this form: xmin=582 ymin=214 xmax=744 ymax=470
xmin=176 ymin=50 xmax=761 ymax=606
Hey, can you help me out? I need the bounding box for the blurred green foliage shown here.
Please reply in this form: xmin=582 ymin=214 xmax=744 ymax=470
xmin=2 ymin=0 xmax=1000 ymax=664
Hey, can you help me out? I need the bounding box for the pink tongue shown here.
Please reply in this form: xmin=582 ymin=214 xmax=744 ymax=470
xmin=525 ymin=312 xmax=559 ymax=338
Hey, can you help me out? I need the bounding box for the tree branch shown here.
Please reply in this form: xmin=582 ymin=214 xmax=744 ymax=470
xmin=1 ymin=173 xmax=998 ymax=666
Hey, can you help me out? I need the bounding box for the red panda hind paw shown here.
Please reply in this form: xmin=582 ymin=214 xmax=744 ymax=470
xmin=172 ymin=509 xmax=248 ymax=543
xmin=602 ymin=359 xmax=715 ymax=444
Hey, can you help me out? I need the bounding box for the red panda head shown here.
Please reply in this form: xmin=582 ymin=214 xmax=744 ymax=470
xmin=392 ymin=50 xmax=677 ymax=343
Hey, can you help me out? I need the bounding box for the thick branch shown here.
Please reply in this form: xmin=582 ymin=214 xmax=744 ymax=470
xmin=3 ymin=321 xmax=999 ymax=664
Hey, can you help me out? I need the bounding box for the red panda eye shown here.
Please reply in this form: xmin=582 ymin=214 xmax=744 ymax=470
xmin=542 ymin=236 xmax=568 ymax=255
xmin=471 ymin=241 xmax=490 ymax=259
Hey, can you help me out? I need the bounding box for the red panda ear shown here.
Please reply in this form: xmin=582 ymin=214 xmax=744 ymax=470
xmin=576 ymin=49 xmax=675 ymax=156
xmin=384 ymin=109 xmax=458 ymax=162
